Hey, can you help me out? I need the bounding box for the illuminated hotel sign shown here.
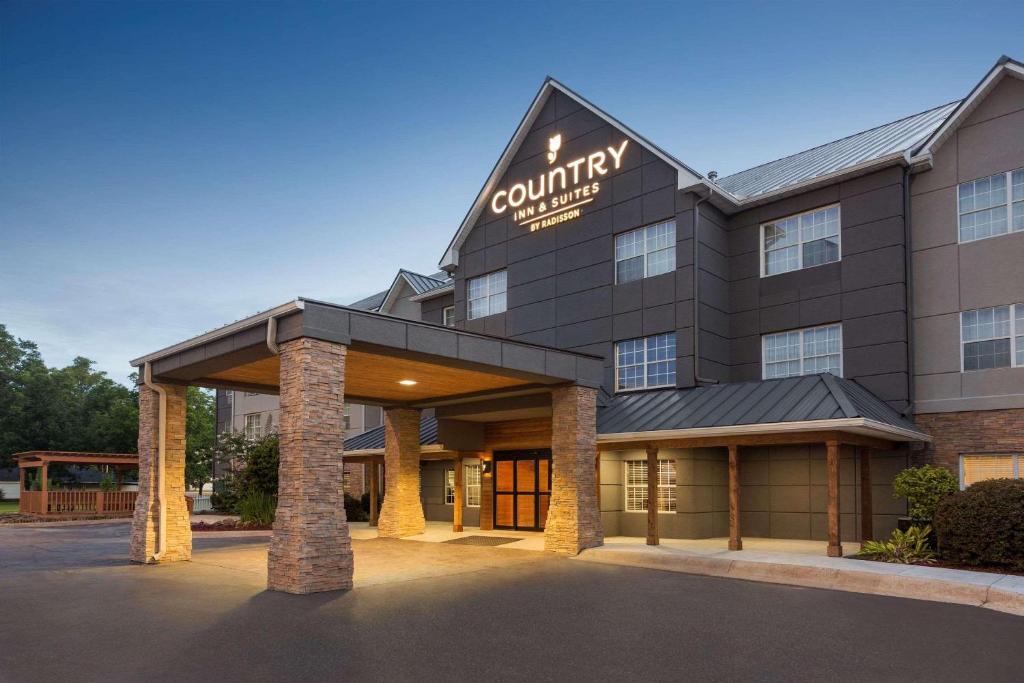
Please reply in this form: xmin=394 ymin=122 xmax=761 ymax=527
xmin=490 ymin=134 xmax=630 ymax=232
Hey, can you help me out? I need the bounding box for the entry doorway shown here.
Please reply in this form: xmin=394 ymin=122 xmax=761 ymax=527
xmin=493 ymin=450 xmax=551 ymax=531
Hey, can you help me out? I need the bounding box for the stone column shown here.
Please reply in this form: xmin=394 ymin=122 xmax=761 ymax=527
xmin=377 ymin=407 xmax=425 ymax=538
xmin=131 ymin=383 xmax=191 ymax=563
xmin=267 ymin=338 xmax=352 ymax=594
xmin=544 ymin=385 xmax=602 ymax=554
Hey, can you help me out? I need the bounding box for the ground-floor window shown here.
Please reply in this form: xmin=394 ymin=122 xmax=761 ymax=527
xmin=960 ymin=453 xmax=1022 ymax=488
xmin=244 ymin=413 xmax=262 ymax=440
xmin=624 ymin=460 xmax=677 ymax=512
xmin=465 ymin=464 xmax=481 ymax=507
xmin=444 ymin=468 xmax=455 ymax=505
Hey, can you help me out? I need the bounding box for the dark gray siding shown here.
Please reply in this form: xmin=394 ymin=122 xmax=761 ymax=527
xmin=420 ymin=292 xmax=454 ymax=326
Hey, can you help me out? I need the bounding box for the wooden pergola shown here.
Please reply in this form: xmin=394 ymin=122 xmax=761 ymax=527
xmin=596 ymin=429 xmax=902 ymax=557
xmin=15 ymin=451 xmax=140 ymax=517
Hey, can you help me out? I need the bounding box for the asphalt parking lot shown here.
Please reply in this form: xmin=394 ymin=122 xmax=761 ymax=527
xmin=1 ymin=522 xmax=1023 ymax=682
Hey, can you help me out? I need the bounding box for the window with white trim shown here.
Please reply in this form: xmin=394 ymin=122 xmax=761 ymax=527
xmin=467 ymin=270 xmax=507 ymax=319
xmin=615 ymin=333 xmax=676 ymax=391
xmin=464 ymin=464 xmax=481 ymax=507
xmin=958 ymin=168 xmax=1024 ymax=243
xmin=443 ymin=305 xmax=455 ymax=327
xmin=961 ymin=304 xmax=1024 ymax=370
xmin=960 ymin=454 xmax=1022 ymax=489
xmin=762 ymin=324 xmax=842 ymax=379
xmin=761 ymin=205 xmax=840 ymax=276
xmin=444 ymin=469 xmax=455 ymax=505
xmin=343 ymin=404 xmax=351 ymax=431
xmin=614 ymin=220 xmax=676 ymax=284
xmin=244 ymin=413 xmax=262 ymax=440
xmin=624 ymin=460 xmax=677 ymax=512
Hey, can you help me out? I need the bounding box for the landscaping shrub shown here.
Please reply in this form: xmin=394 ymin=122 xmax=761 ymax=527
xmin=238 ymin=490 xmax=277 ymax=526
xmin=892 ymin=465 xmax=958 ymax=521
xmin=934 ymin=478 xmax=1024 ymax=571
xmin=208 ymin=433 xmax=279 ymax=513
xmin=857 ymin=525 xmax=936 ymax=565
xmin=344 ymin=494 xmax=368 ymax=522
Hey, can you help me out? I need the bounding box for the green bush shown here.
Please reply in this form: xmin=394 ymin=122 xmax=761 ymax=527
xmin=99 ymin=471 xmax=117 ymax=492
xmin=238 ymin=490 xmax=277 ymax=527
xmin=892 ymin=465 xmax=958 ymax=521
xmin=858 ymin=525 xmax=936 ymax=564
xmin=208 ymin=432 xmax=279 ymax=513
xmin=934 ymin=478 xmax=1024 ymax=571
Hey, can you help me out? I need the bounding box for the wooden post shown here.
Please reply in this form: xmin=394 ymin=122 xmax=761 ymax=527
xmin=728 ymin=444 xmax=742 ymax=551
xmin=40 ymin=462 xmax=48 ymax=516
xmin=479 ymin=454 xmax=494 ymax=531
xmin=368 ymin=458 xmax=379 ymax=527
xmin=646 ymin=445 xmax=659 ymax=546
xmin=96 ymin=490 xmax=105 ymax=515
xmin=453 ymin=455 xmax=464 ymax=532
xmin=18 ymin=466 xmax=25 ymax=514
xmin=859 ymin=447 xmax=873 ymax=542
xmin=115 ymin=468 xmax=124 ymax=491
xmin=826 ymin=440 xmax=843 ymax=557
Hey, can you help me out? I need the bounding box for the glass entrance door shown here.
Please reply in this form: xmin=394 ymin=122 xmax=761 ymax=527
xmin=493 ymin=450 xmax=551 ymax=531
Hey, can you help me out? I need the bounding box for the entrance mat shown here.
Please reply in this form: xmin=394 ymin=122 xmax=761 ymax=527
xmin=443 ymin=535 xmax=523 ymax=547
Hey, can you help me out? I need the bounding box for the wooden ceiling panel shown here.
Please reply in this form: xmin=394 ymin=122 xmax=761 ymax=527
xmin=204 ymin=349 xmax=530 ymax=403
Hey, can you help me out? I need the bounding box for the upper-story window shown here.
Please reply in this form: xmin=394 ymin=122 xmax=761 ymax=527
xmin=614 ymin=220 xmax=676 ymax=284
xmin=762 ymin=323 xmax=842 ymax=379
xmin=958 ymin=168 xmax=1024 ymax=243
xmin=343 ymin=405 xmax=352 ymax=431
xmin=761 ymin=205 xmax=840 ymax=276
xmin=467 ymin=270 xmax=507 ymax=319
xmin=615 ymin=332 xmax=676 ymax=391
xmin=961 ymin=304 xmax=1024 ymax=370
xmin=443 ymin=305 xmax=455 ymax=327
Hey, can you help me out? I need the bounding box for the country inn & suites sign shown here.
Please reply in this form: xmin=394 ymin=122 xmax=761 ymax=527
xmin=490 ymin=134 xmax=630 ymax=232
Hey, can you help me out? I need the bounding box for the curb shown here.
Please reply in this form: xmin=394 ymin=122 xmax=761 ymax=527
xmin=1 ymin=518 xmax=132 ymax=529
xmin=575 ymin=546 xmax=1024 ymax=617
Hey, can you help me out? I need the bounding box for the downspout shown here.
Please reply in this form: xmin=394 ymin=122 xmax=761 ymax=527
xmin=266 ymin=315 xmax=280 ymax=355
xmin=142 ymin=362 xmax=167 ymax=562
xmin=693 ymin=185 xmax=718 ymax=385
xmin=902 ymin=167 xmax=916 ymax=417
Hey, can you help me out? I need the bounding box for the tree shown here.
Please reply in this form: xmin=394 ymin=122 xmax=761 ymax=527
xmin=185 ymin=387 xmax=216 ymax=493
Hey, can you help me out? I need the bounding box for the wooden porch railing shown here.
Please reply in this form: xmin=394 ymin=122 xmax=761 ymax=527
xmin=19 ymin=490 xmax=138 ymax=517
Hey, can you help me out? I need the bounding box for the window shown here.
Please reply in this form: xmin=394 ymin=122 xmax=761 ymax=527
xmin=761 ymin=205 xmax=840 ymax=276
xmin=465 ymin=464 xmax=481 ymax=507
xmin=615 ymin=333 xmax=676 ymax=391
xmin=958 ymin=168 xmax=1024 ymax=243
xmin=444 ymin=469 xmax=455 ymax=505
xmin=244 ymin=413 xmax=262 ymax=440
xmin=762 ymin=324 xmax=842 ymax=379
xmin=961 ymin=304 xmax=1024 ymax=370
xmin=960 ymin=454 xmax=1021 ymax=488
xmin=467 ymin=270 xmax=507 ymax=319
xmin=343 ymin=405 xmax=351 ymax=431
xmin=624 ymin=460 xmax=677 ymax=512
xmin=342 ymin=470 xmax=352 ymax=493
xmin=443 ymin=305 xmax=455 ymax=327
xmin=614 ymin=220 xmax=676 ymax=284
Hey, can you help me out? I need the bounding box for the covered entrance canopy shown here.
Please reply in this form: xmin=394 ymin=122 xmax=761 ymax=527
xmin=129 ymin=298 xmax=604 ymax=594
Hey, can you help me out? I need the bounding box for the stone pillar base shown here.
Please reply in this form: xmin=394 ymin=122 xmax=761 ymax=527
xmin=267 ymin=338 xmax=352 ymax=594
xmin=544 ymin=385 xmax=603 ymax=555
xmin=130 ymin=383 xmax=192 ymax=564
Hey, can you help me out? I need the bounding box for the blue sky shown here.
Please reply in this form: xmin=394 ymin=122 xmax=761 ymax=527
xmin=2 ymin=0 xmax=1022 ymax=383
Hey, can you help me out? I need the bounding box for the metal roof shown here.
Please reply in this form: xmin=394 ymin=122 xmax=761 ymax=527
xmin=715 ymin=101 xmax=959 ymax=200
xmin=342 ymin=375 xmax=925 ymax=452
xmin=598 ymin=374 xmax=921 ymax=435
xmin=346 ymin=290 xmax=388 ymax=311
xmin=345 ymin=415 xmax=439 ymax=452
xmin=399 ymin=270 xmax=450 ymax=296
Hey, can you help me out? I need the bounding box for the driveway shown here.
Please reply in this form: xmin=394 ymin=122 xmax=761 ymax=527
xmin=1 ymin=524 xmax=1023 ymax=682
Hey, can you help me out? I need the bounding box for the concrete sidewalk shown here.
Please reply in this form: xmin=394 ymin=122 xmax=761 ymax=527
xmin=576 ymin=537 xmax=1024 ymax=617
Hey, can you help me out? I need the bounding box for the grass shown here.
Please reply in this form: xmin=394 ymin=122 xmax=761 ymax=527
xmin=0 ymin=500 xmax=20 ymax=514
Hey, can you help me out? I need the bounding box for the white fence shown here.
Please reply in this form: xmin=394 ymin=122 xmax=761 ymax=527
xmin=189 ymin=495 xmax=213 ymax=512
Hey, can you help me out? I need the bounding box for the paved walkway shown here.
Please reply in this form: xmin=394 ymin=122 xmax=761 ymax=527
xmin=579 ymin=536 xmax=1024 ymax=617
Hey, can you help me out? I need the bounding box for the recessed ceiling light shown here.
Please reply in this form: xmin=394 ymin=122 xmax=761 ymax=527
xmin=398 ymin=379 xmax=417 ymax=386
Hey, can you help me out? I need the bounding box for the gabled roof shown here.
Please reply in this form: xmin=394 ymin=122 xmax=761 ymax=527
xmin=347 ymin=289 xmax=388 ymax=312
xmin=910 ymin=55 xmax=1024 ymax=167
xmin=714 ymin=101 xmax=958 ymax=200
xmin=377 ymin=269 xmax=451 ymax=314
xmin=439 ymin=77 xmax=704 ymax=270
xmin=598 ymin=374 xmax=927 ymax=442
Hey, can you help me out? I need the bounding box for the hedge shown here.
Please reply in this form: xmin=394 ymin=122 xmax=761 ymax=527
xmin=933 ymin=478 xmax=1024 ymax=571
